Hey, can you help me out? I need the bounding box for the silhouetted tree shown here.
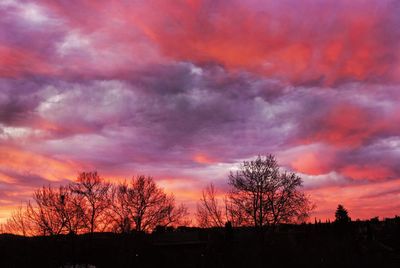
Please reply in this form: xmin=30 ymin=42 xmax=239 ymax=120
xmin=196 ymin=183 xmax=224 ymax=227
xmin=70 ymin=172 xmax=112 ymax=233
xmin=60 ymin=185 xmax=86 ymax=234
xmin=4 ymin=185 xmax=87 ymax=236
xmin=335 ymin=204 xmax=351 ymax=223
xmin=108 ymin=184 xmax=132 ymax=233
xmin=3 ymin=172 xmax=191 ymax=236
xmin=2 ymin=204 xmax=33 ymax=236
xmin=110 ymin=175 xmax=188 ymax=232
xmin=26 ymin=186 xmax=72 ymax=235
xmin=224 ymin=195 xmax=247 ymax=227
xmin=196 ymin=183 xmax=245 ymax=227
xmin=228 ymin=155 xmax=313 ymax=227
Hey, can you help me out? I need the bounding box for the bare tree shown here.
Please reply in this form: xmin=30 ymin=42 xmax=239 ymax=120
xmin=111 ymin=175 xmax=188 ymax=232
xmin=228 ymin=155 xmax=313 ymax=228
xmin=3 ymin=172 xmax=190 ymax=235
xmin=196 ymin=183 xmax=224 ymax=227
xmin=162 ymin=198 xmax=189 ymax=228
xmin=2 ymin=204 xmax=34 ymax=236
xmin=107 ymin=184 xmax=132 ymax=233
xmin=223 ymin=195 xmax=247 ymax=227
xmin=196 ymin=183 xmax=247 ymax=227
xmin=26 ymin=186 xmax=71 ymax=235
xmin=70 ymin=172 xmax=112 ymax=233
xmin=61 ymin=185 xmax=86 ymax=234
xmin=4 ymin=185 xmax=86 ymax=236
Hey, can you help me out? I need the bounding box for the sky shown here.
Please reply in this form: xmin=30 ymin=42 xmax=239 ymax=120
xmin=1 ymin=0 xmax=400 ymax=222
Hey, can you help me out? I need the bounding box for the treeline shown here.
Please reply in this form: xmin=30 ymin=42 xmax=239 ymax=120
xmin=1 ymin=155 xmax=315 ymax=236
xmin=2 ymin=173 xmax=189 ymax=236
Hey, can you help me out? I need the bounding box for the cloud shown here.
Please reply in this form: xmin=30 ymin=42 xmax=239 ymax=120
xmin=309 ymin=178 xmax=400 ymax=220
xmin=297 ymin=101 xmax=398 ymax=147
xmin=1 ymin=64 xmax=400 ymax=210
xmin=125 ymin=0 xmax=400 ymax=84
xmin=0 ymin=45 xmax=55 ymax=77
xmin=1 ymin=0 xmax=399 ymax=83
xmin=0 ymin=0 xmax=400 ymax=221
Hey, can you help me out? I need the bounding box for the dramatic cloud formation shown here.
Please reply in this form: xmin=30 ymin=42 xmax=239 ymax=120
xmin=1 ymin=0 xmax=400 ymax=221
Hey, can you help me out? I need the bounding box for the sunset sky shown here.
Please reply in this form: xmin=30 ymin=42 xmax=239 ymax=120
xmin=1 ymin=0 xmax=400 ymax=222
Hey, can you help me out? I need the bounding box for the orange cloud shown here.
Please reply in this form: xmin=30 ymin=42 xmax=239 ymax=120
xmin=0 ymin=145 xmax=80 ymax=182
xmin=193 ymin=153 xmax=218 ymax=165
xmin=0 ymin=145 xmax=85 ymax=221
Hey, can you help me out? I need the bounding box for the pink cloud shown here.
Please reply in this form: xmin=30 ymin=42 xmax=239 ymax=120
xmin=0 ymin=45 xmax=55 ymax=77
xmin=0 ymin=0 xmax=400 ymax=222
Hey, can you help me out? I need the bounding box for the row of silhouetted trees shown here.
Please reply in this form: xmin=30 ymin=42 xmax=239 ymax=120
xmin=1 ymin=155 xmax=317 ymax=236
xmin=1 ymin=173 xmax=188 ymax=236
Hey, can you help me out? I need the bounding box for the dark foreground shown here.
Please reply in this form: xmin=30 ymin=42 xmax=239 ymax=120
xmin=1 ymin=221 xmax=400 ymax=268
